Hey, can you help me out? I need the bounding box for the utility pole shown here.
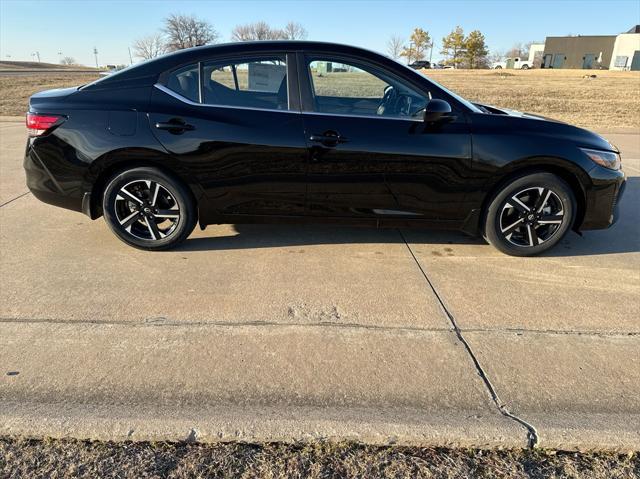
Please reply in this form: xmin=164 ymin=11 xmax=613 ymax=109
xmin=429 ymin=41 xmax=434 ymax=64
xmin=128 ymin=47 xmax=133 ymax=65
xmin=93 ymin=47 xmax=99 ymax=68
xmin=408 ymin=41 xmax=414 ymax=64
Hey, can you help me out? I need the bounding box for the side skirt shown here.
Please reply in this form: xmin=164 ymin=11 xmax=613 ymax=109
xmin=198 ymin=213 xmax=466 ymax=232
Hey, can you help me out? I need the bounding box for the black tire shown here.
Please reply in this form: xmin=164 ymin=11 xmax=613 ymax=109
xmin=484 ymin=172 xmax=575 ymax=256
xmin=521 ymin=64 xmax=530 ymax=70
xmin=102 ymin=167 xmax=197 ymax=250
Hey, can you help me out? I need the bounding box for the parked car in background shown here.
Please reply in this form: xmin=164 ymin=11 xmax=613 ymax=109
xmin=492 ymin=57 xmax=533 ymax=69
xmin=25 ymin=41 xmax=625 ymax=256
xmin=408 ymin=60 xmax=430 ymax=69
xmin=433 ymin=63 xmax=455 ymax=69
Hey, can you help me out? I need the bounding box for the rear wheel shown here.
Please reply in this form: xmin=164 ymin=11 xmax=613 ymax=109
xmin=102 ymin=167 xmax=197 ymax=250
xmin=521 ymin=64 xmax=530 ymax=70
xmin=484 ymin=172 xmax=575 ymax=256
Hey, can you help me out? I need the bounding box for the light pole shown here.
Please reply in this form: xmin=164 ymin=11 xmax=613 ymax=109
xmin=93 ymin=47 xmax=99 ymax=68
xmin=408 ymin=41 xmax=415 ymax=64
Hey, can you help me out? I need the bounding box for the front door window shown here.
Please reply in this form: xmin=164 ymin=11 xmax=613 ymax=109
xmin=307 ymin=58 xmax=428 ymax=119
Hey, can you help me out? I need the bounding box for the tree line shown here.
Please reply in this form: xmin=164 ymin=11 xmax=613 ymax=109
xmin=129 ymin=15 xmax=530 ymax=70
xmin=132 ymin=14 xmax=308 ymax=60
xmin=387 ymin=26 xmax=489 ymax=69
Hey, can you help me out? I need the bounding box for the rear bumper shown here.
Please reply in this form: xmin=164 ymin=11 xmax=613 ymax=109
xmin=578 ymin=166 xmax=626 ymax=230
xmin=24 ymin=142 xmax=86 ymax=215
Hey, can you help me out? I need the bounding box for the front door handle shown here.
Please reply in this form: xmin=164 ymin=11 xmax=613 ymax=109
xmin=309 ymin=131 xmax=348 ymax=147
xmin=155 ymin=118 xmax=195 ymax=134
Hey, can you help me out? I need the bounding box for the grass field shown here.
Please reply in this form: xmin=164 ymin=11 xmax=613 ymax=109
xmin=1 ymin=69 xmax=639 ymax=130
xmin=0 ymin=73 xmax=99 ymax=118
xmin=2 ymin=438 xmax=638 ymax=479
xmin=0 ymin=60 xmax=97 ymax=71
xmin=425 ymin=69 xmax=640 ymax=131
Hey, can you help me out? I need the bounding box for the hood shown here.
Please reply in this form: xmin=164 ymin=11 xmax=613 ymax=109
xmin=474 ymin=103 xmax=564 ymax=123
xmin=473 ymin=103 xmax=618 ymax=153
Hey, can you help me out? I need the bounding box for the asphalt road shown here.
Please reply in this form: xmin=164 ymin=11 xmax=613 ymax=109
xmin=1 ymin=120 xmax=639 ymax=451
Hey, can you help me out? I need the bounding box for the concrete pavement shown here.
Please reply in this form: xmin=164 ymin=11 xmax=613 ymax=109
xmin=1 ymin=121 xmax=638 ymax=451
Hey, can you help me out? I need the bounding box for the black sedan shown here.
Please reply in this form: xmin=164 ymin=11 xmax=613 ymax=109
xmin=24 ymin=41 xmax=625 ymax=255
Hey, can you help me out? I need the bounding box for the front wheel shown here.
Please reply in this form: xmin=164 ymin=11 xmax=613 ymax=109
xmin=484 ymin=172 xmax=576 ymax=256
xmin=521 ymin=64 xmax=530 ymax=70
xmin=102 ymin=167 xmax=197 ymax=250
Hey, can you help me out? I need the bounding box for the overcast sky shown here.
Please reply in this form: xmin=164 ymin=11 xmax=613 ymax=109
xmin=1 ymin=0 xmax=638 ymax=66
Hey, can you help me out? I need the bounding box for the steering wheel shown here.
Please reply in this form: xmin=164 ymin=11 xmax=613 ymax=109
xmin=377 ymin=85 xmax=397 ymax=116
xmin=377 ymin=85 xmax=412 ymax=117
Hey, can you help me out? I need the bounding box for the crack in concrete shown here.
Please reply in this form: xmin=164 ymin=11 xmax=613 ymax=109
xmin=0 ymin=316 xmax=636 ymax=338
xmin=397 ymin=229 xmax=539 ymax=448
xmin=0 ymin=191 xmax=30 ymax=208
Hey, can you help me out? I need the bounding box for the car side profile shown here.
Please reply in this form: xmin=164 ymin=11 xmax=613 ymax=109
xmin=25 ymin=41 xmax=625 ymax=256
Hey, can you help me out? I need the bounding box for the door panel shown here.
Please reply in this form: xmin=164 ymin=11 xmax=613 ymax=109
xmin=149 ymin=87 xmax=307 ymax=217
xmin=300 ymin=54 xmax=472 ymax=221
xmin=303 ymin=113 xmax=472 ymax=220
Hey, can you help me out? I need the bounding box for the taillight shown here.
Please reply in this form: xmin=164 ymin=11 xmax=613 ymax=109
xmin=26 ymin=113 xmax=63 ymax=137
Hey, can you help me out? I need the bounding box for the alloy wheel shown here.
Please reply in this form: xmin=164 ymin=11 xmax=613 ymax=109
xmin=499 ymin=187 xmax=564 ymax=247
xmin=114 ymin=179 xmax=181 ymax=241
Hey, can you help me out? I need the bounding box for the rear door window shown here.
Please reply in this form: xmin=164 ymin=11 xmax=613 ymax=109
xmin=202 ymin=57 xmax=288 ymax=110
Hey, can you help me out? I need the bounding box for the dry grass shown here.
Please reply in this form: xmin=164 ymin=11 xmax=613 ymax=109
xmin=0 ymin=61 xmax=97 ymax=71
xmin=424 ymin=69 xmax=640 ymax=130
xmin=1 ymin=438 xmax=638 ymax=479
xmin=0 ymin=73 xmax=100 ymax=118
xmin=1 ymin=69 xmax=639 ymax=131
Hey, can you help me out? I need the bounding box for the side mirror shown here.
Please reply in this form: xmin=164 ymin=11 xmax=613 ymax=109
xmin=424 ymin=99 xmax=453 ymax=123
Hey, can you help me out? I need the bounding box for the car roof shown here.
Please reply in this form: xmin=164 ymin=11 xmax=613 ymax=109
xmin=88 ymin=41 xmax=395 ymax=88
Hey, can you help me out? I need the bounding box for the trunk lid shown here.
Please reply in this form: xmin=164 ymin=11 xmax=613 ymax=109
xmin=28 ymin=86 xmax=78 ymax=112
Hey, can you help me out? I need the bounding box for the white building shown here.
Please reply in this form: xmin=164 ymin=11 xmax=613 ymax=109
xmin=609 ymin=26 xmax=640 ymax=70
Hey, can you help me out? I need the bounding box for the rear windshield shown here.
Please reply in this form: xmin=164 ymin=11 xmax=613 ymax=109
xmin=80 ymin=59 xmax=155 ymax=89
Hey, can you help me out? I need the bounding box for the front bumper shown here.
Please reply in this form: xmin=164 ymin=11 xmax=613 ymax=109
xmin=579 ymin=165 xmax=626 ymax=230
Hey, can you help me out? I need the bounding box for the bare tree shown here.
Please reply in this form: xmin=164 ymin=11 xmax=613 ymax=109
xmin=132 ymin=33 xmax=167 ymax=60
xmin=282 ymin=21 xmax=307 ymax=40
xmin=60 ymin=56 xmax=76 ymax=65
xmin=163 ymin=13 xmax=219 ymax=51
xmin=386 ymin=35 xmax=404 ymax=60
xmin=231 ymin=21 xmax=285 ymax=41
xmin=488 ymin=49 xmax=505 ymax=64
xmin=506 ymin=42 xmax=526 ymax=59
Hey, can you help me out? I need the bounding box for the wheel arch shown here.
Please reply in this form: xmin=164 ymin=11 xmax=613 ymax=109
xmin=85 ymin=148 xmax=203 ymax=219
xmin=479 ymin=160 xmax=590 ymax=236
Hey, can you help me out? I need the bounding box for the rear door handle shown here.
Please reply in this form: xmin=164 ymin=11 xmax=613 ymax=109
xmin=309 ymin=131 xmax=348 ymax=147
xmin=155 ymin=118 xmax=195 ymax=134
